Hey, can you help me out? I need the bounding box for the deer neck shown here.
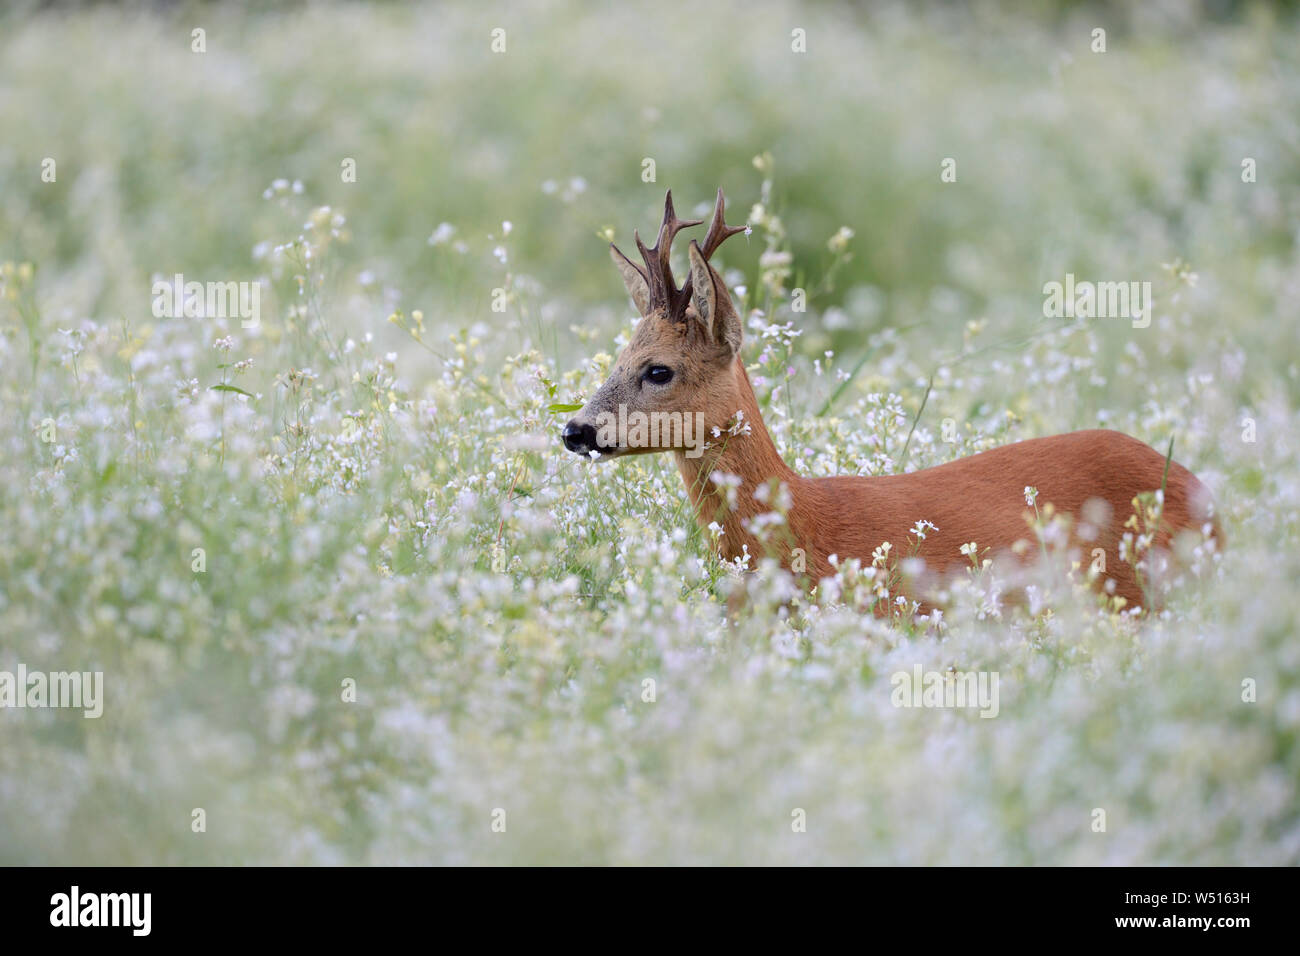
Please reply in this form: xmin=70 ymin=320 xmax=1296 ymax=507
xmin=672 ymin=356 xmax=802 ymax=565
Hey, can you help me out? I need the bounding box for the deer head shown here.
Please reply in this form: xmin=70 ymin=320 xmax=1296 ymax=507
xmin=562 ymin=188 xmax=747 ymax=460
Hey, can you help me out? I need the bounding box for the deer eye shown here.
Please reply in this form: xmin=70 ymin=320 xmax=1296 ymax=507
xmin=644 ymin=365 xmax=674 ymax=385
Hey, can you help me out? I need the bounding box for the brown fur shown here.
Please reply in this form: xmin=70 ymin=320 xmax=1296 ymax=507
xmin=670 ymin=357 xmax=1220 ymax=610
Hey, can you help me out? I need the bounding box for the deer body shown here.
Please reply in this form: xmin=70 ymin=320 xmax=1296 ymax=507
xmin=674 ymin=354 xmax=1218 ymax=608
xmin=564 ymin=190 xmax=1220 ymax=611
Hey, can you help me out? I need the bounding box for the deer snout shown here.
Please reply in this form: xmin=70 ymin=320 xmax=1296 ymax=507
xmin=562 ymin=420 xmax=601 ymax=456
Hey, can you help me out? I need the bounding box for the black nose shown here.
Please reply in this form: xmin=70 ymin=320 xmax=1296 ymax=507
xmin=562 ymin=421 xmax=598 ymax=455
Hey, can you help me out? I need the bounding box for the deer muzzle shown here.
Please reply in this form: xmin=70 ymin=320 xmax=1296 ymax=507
xmin=561 ymin=420 xmax=604 ymax=457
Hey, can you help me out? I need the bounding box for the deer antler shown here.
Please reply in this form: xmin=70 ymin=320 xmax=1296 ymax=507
xmin=700 ymin=187 xmax=748 ymax=259
xmin=628 ymin=190 xmax=702 ymax=318
xmin=611 ymin=189 xmax=745 ymax=320
xmin=679 ymin=187 xmax=747 ymax=315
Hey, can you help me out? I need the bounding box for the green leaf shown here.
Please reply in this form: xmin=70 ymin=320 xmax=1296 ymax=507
xmin=210 ymin=384 xmax=254 ymax=398
xmin=546 ymin=402 xmax=583 ymax=414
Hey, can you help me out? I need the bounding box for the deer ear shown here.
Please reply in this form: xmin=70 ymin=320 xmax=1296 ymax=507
xmin=610 ymin=244 xmax=650 ymax=315
xmin=688 ymin=240 xmax=740 ymax=354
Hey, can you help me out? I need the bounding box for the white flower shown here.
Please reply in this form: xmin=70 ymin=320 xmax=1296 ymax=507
xmin=909 ymin=519 xmax=938 ymax=540
xmin=427 ymin=223 xmax=456 ymax=246
xmin=827 ymin=226 xmax=855 ymax=253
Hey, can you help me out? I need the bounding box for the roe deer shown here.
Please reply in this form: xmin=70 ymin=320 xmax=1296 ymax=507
xmin=562 ymin=190 xmax=1221 ymax=611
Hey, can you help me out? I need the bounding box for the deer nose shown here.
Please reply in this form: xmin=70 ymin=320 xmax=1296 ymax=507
xmin=562 ymin=421 xmax=599 ymax=456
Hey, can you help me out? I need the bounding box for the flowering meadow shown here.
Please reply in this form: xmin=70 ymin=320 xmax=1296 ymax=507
xmin=1 ymin=1 xmax=1298 ymax=864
